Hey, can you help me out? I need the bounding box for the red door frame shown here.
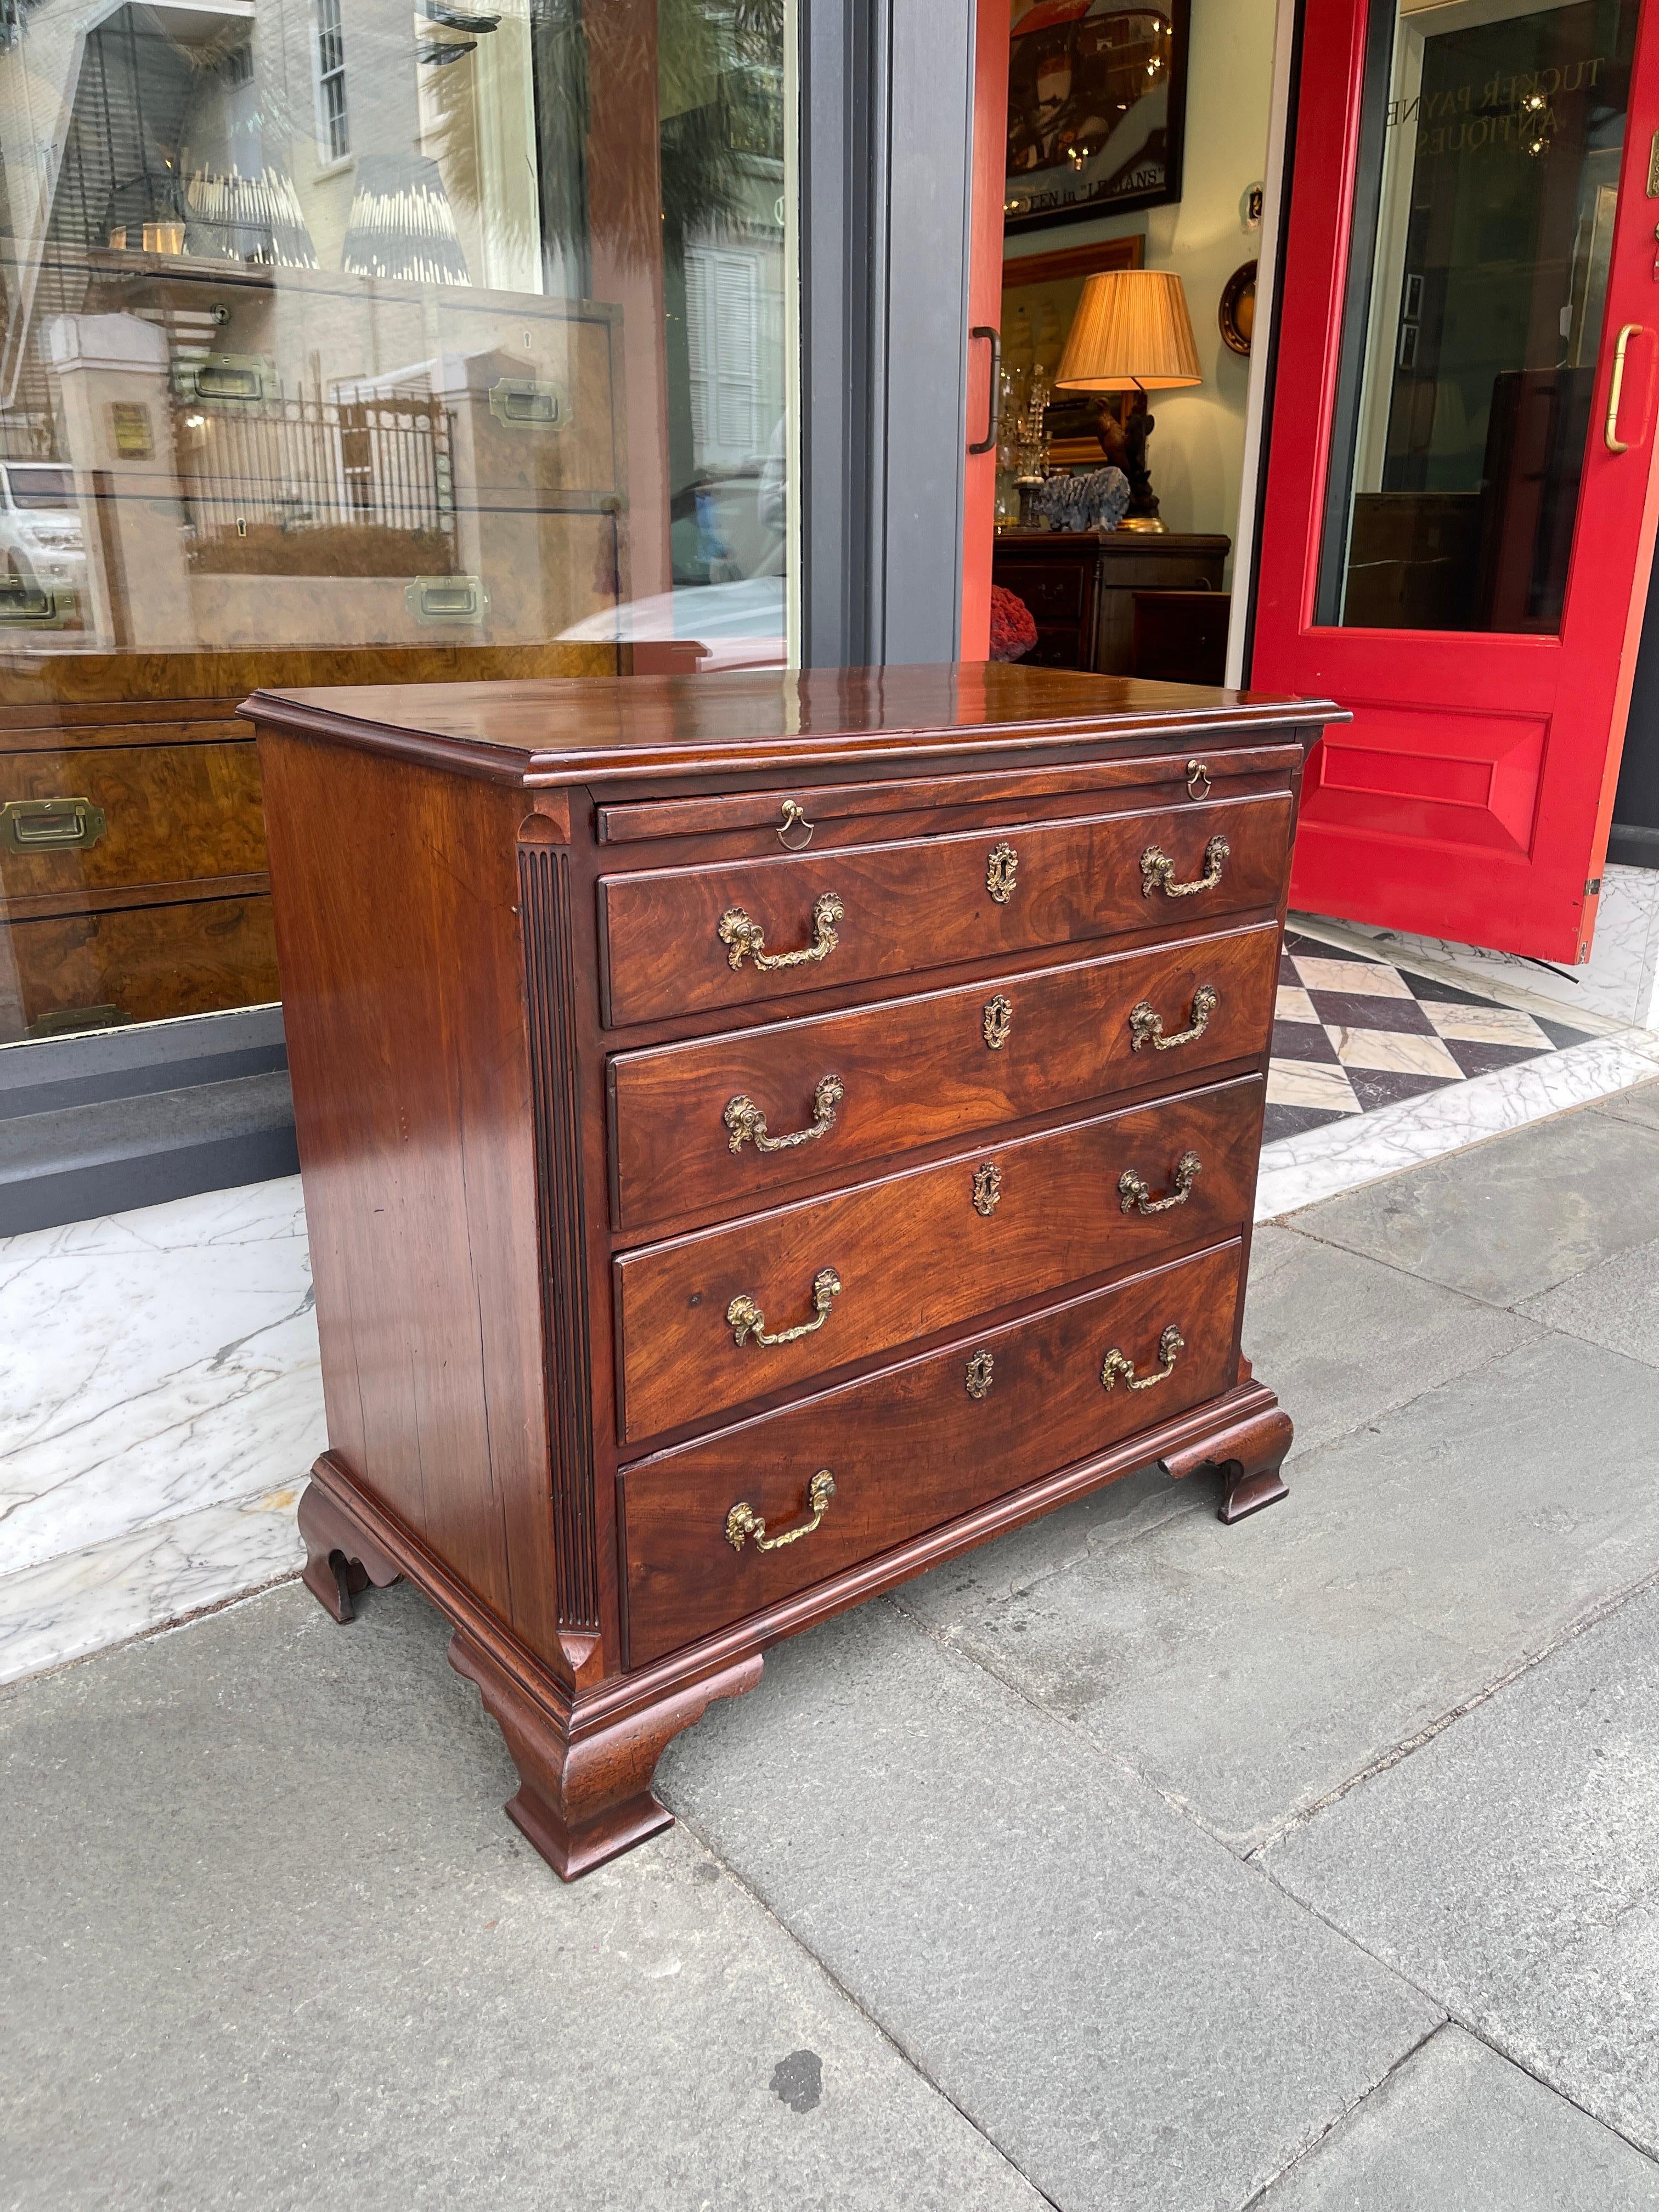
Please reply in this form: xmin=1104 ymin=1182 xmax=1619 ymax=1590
xmin=1252 ymin=0 xmax=1659 ymax=961
xmin=963 ymin=0 xmax=1012 ymax=660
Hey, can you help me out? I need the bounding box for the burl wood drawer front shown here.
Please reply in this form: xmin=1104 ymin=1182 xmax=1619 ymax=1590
xmin=608 ymin=922 xmax=1279 ymax=1232
xmin=598 ymin=791 xmax=1293 ymax=1026
xmin=0 ymin=742 xmax=267 ymax=902
xmin=614 ymin=1074 xmax=1262 ymax=1441
xmin=3 ymin=895 xmax=279 ymax=1043
xmin=620 ymin=1240 xmax=1243 ymax=1666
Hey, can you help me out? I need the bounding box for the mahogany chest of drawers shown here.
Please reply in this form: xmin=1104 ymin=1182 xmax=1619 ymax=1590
xmin=246 ymin=664 xmax=1338 ymax=1880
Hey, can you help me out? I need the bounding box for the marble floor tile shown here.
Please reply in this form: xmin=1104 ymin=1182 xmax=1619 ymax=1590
xmin=1324 ymin=1026 xmax=1465 ymax=1077
xmin=1277 ymin=983 xmax=1319 ymax=1024
xmin=1266 ymin=1060 xmax=1362 ymax=1112
xmin=1293 ymin=956 xmax=1415 ymax=998
xmin=0 ymin=1176 xmax=325 ymax=1578
xmin=0 ymin=1485 xmax=304 ymax=1688
xmin=1421 ymin=1000 xmax=1555 ymax=1049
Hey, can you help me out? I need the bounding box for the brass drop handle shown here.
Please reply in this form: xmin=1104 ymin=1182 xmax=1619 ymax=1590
xmin=1 ymin=795 xmax=108 ymax=854
xmin=1142 ymin=834 xmax=1229 ymax=899
xmin=1128 ymin=984 xmax=1218 ymax=1053
xmin=719 ymin=890 xmax=844 ymax=972
xmin=726 ymin=1469 xmax=836 ymax=1553
xmin=727 ymin=1266 xmax=842 ymax=1348
xmin=777 ymin=799 xmax=814 ymax=849
xmin=1606 ymin=323 xmax=1643 ymax=453
xmin=725 ymin=1074 xmax=845 ymax=1155
xmin=1101 ymin=1324 xmax=1184 ymax=1393
xmin=1119 ymin=1149 xmax=1201 ymax=1215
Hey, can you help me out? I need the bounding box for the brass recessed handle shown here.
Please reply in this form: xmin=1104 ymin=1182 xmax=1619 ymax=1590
xmin=727 ymin=1266 xmax=842 ymax=1348
xmin=1119 ymin=1150 xmax=1201 ymax=1215
xmin=1142 ymin=834 xmax=1229 ymax=899
xmin=986 ymin=840 xmax=1018 ymax=904
xmin=1606 ymin=323 xmax=1643 ymax=453
xmin=719 ymin=891 xmax=844 ymax=972
xmin=1 ymin=796 xmax=108 ymax=854
xmin=726 ymin=1469 xmax=836 ymax=1552
xmin=777 ymin=799 xmax=814 ymax=849
xmin=1128 ymin=984 xmax=1218 ymax=1053
xmin=725 ymin=1074 xmax=844 ymax=1154
xmin=1101 ymin=1324 xmax=1184 ymax=1393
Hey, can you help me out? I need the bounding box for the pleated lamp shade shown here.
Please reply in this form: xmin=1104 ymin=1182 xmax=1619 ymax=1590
xmin=1055 ymin=269 xmax=1203 ymax=393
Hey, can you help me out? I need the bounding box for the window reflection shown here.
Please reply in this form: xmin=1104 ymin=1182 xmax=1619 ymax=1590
xmin=0 ymin=0 xmax=791 ymax=1041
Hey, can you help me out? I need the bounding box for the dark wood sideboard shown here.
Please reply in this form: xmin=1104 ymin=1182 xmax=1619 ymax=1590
xmin=992 ymin=530 xmax=1229 ymax=677
xmin=245 ymin=664 xmax=1341 ymax=1881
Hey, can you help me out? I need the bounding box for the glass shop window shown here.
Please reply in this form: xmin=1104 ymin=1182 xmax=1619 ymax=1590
xmin=0 ymin=0 xmax=794 ymax=1046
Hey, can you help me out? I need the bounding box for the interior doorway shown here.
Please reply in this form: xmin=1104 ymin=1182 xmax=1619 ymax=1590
xmin=966 ymin=0 xmax=1284 ymax=686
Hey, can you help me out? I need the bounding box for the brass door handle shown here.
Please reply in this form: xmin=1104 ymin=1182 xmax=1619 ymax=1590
xmin=1606 ymin=323 xmax=1643 ymax=453
xmin=724 ymin=1074 xmax=844 ymax=1154
xmin=719 ymin=891 xmax=844 ymax=972
xmin=727 ymin=1266 xmax=842 ymax=1347
xmin=1 ymin=796 xmax=108 ymax=853
xmin=1101 ymin=1324 xmax=1184 ymax=1392
xmin=1142 ymin=834 xmax=1229 ymax=899
xmin=1119 ymin=1149 xmax=1201 ymax=1215
xmin=726 ymin=1469 xmax=836 ymax=1552
xmin=1128 ymin=984 xmax=1218 ymax=1052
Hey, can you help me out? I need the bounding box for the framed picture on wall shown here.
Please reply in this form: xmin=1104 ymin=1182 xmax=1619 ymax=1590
xmin=1005 ymin=0 xmax=1191 ymax=234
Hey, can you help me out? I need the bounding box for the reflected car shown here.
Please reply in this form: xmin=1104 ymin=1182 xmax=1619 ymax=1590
xmin=559 ymin=574 xmax=785 ymax=674
xmin=0 ymin=463 xmax=87 ymax=599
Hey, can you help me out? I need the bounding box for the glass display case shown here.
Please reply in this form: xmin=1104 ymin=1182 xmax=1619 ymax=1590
xmin=0 ymin=0 xmax=792 ymax=1042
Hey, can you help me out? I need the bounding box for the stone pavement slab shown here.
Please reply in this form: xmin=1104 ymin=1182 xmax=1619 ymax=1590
xmin=1286 ymin=1103 xmax=1659 ymax=1304
xmin=1242 ymin=1224 xmax=1538 ymax=1458
xmin=933 ymin=1329 xmax=1659 ymax=1847
xmin=1520 ymin=1235 xmax=1659 ymax=1369
xmin=1264 ymin=1584 xmax=1659 ymax=2156
xmin=1598 ymin=1079 xmax=1659 ymax=1133
xmin=1257 ymin=2027 xmax=1659 ymax=2209
xmin=659 ymin=1602 xmax=1441 ymax=2212
xmin=0 ymin=1583 xmax=1046 ymax=2212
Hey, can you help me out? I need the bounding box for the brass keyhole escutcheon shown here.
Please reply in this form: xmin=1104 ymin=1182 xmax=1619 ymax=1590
xmin=972 ymin=1161 xmax=1002 ymax=1217
xmin=986 ymin=840 xmax=1018 ymax=904
xmin=983 ymin=992 xmax=1013 ymax=1051
xmin=965 ymin=1348 xmax=995 ymax=1400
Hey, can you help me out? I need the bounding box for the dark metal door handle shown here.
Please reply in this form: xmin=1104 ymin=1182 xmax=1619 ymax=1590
xmin=968 ymin=326 xmax=1001 ymax=454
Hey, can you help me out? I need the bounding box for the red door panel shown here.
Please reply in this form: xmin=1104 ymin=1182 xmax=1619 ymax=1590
xmin=1253 ymin=0 xmax=1659 ymax=961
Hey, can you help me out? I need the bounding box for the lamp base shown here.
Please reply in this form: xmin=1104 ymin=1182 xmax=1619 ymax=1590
xmin=1115 ymin=515 xmax=1167 ymax=533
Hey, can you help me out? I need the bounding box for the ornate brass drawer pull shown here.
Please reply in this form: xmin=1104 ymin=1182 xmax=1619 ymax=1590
xmin=1119 ymin=1149 xmax=1201 ymax=1215
xmin=1101 ymin=1324 xmax=1184 ymax=1393
xmin=726 ymin=1469 xmax=836 ymax=1553
xmin=727 ymin=1266 xmax=842 ymax=1348
xmin=719 ymin=891 xmax=844 ymax=972
xmin=725 ymin=1074 xmax=845 ymax=1155
xmin=986 ymin=840 xmax=1019 ymax=904
xmin=1128 ymin=984 xmax=1218 ymax=1053
xmin=1141 ymin=834 xmax=1229 ymax=899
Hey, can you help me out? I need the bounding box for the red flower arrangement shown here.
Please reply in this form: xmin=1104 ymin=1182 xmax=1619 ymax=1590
xmin=989 ymin=584 xmax=1038 ymax=662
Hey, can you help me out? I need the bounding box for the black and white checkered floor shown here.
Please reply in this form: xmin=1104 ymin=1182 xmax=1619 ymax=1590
xmin=1265 ymin=929 xmax=1603 ymax=1147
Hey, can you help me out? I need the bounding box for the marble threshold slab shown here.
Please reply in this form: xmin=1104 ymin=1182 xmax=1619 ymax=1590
xmin=5 ymin=1026 xmax=1659 ymax=1690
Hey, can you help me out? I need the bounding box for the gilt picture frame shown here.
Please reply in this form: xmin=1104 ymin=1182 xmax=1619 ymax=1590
xmin=1005 ymin=0 xmax=1191 ymax=235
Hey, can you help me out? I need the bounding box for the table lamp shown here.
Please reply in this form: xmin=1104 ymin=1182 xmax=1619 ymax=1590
xmin=1054 ymin=268 xmax=1202 ymax=532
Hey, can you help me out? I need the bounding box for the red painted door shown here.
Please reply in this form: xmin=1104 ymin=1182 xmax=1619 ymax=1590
xmin=964 ymin=0 xmax=1012 ymax=660
xmin=1253 ymin=0 xmax=1659 ymax=961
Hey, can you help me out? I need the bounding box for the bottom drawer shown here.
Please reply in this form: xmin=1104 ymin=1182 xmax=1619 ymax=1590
xmin=619 ymin=1238 xmax=1243 ymax=1668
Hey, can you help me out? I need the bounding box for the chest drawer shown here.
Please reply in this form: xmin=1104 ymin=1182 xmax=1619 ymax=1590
xmin=608 ymin=922 xmax=1278 ymax=1232
xmin=620 ymin=1239 xmax=1243 ymax=1667
xmin=0 ymin=741 xmax=267 ymax=902
xmin=614 ymin=1074 xmax=1262 ymax=1441
xmin=598 ymin=791 xmax=1293 ymax=1026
